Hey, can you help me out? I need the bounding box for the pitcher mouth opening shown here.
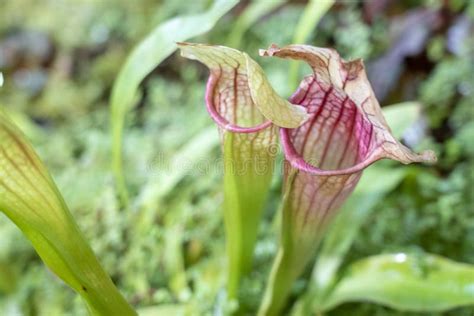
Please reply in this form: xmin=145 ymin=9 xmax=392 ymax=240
xmin=280 ymin=127 xmax=384 ymax=176
xmin=280 ymin=72 xmax=384 ymax=176
xmin=205 ymin=72 xmax=272 ymax=134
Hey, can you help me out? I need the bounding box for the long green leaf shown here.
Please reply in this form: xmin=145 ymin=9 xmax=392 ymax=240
xmin=0 ymin=111 xmax=136 ymax=315
xmin=110 ymin=0 xmax=238 ymax=205
xmin=322 ymin=253 xmax=474 ymax=312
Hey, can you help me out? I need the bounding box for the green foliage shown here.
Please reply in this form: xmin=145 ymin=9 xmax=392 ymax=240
xmin=322 ymin=253 xmax=474 ymax=312
xmin=110 ymin=0 xmax=238 ymax=204
xmin=0 ymin=112 xmax=135 ymax=315
xmin=227 ymin=0 xmax=285 ymax=49
xmin=0 ymin=0 xmax=472 ymax=315
xmin=288 ymin=0 xmax=334 ymax=90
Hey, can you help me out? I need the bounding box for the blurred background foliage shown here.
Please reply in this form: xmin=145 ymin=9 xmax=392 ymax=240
xmin=0 ymin=0 xmax=472 ymax=315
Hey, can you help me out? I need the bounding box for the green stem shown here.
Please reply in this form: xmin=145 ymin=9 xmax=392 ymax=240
xmin=223 ymin=172 xmax=245 ymax=300
xmin=258 ymin=172 xmax=324 ymax=316
xmin=258 ymin=248 xmax=298 ymax=316
xmin=223 ymin=132 xmax=275 ymax=301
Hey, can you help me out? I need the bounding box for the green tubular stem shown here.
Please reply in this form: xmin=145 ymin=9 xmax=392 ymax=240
xmin=259 ymin=232 xmax=322 ymax=316
xmin=259 ymin=172 xmax=324 ymax=316
xmin=223 ymin=132 xmax=274 ymax=301
xmin=223 ymin=163 xmax=245 ymax=300
xmin=258 ymin=248 xmax=297 ymax=316
xmin=259 ymin=178 xmax=292 ymax=316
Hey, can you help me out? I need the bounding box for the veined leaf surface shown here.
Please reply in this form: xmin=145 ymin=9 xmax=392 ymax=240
xmin=322 ymin=253 xmax=474 ymax=312
xmin=0 ymin=111 xmax=135 ymax=315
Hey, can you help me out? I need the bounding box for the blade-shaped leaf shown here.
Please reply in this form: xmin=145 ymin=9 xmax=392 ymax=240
xmin=322 ymin=253 xmax=474 ymax=312
xmin=0 ymin=111 xmax=135 ymax=315
xmin=111 ymin=0 xmax=238 ymax=205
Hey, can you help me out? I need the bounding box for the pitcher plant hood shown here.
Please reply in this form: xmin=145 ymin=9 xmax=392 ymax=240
xmin=259 ymin=44 xmax=436 ymax=232
xmin=257 ymin=44 xmax=436 ymax=316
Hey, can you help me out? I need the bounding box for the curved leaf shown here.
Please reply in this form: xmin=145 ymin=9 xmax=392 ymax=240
xmin=322 ymin=253 xmax=474 ymax=312
xmin=0 ymin=111 xmax=136 ymax=315
xmin=110 ymin=0 xmax=238 ymax=205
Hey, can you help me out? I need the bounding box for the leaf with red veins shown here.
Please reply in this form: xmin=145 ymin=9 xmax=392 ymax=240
xmin=260 ymin=43 xmax=437 ymax=234
xmin=178 ymin=42 xmax=308 ymax=130
xmin=258 ymin=44 xmax=436 ymax=316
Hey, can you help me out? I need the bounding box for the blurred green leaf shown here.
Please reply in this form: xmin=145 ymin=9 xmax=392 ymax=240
xmin=0 ymin=261 xmax=17 ymax=294
xmin=227 ymin=0 xmax=284 ymax=48
xmin=110 ymin=0 xmax=238 ymax=205
xmin=382 ymin=102 xmax=422 ymax=139
xmin=164 ymin=224 xmax=189 ymax=300
xmin=0 ymin=111 xmax=136 ymax=315
xmin=289 ymin=0 xmax=334 ymax=90
xmin=138 ymin=304 xmax=186 ymax=316
xmin=136 ymin=126 xmax=219 ymax=212
xmin=322 ymin=253 xmax=474 ymax=312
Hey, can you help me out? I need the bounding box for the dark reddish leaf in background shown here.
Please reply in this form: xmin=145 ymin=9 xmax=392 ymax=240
xmin=367 ymin=9 xmax=441 ymax=101
xmin=362 ymin=0 xmax=393 ymax=23
xmin=447 ymin=15 xmax=473 ymax=56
